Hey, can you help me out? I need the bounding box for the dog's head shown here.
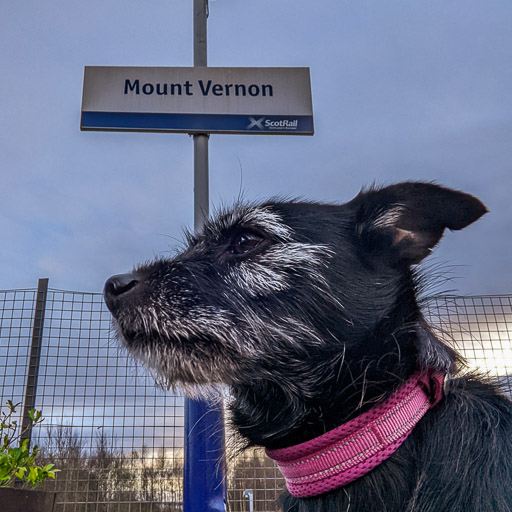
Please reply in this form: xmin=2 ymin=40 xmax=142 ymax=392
xmin=105 ymin=182 xmax=486 ymax=400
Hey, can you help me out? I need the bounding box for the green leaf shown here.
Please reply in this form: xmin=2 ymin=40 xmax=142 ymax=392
xmin=27 ymin=466 xmax=38 ymax=485
xmin=14 ymin=467 xmax=27 ymax=479
xmin=28 ymin=409 xmax=43 ymax=424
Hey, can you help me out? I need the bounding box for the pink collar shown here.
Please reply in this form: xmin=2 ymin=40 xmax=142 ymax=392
xmin=265 ymin=371 xmax=445 ymax=498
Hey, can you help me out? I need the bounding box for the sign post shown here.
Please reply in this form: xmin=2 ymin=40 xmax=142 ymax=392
xmin=184 ymin=2 xmax=227 ymax=512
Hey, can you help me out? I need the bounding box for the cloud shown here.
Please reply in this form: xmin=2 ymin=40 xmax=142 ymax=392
xmin=1 ymin=0 xmax=511 ymax=294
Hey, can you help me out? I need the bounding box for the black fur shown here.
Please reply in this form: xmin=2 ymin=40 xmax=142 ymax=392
xmin=105 ymin=182 xmax=512 ymax=511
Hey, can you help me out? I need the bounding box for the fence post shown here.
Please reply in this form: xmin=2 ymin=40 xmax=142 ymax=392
xmin=20 ymin=278 xmax=49 ymax=448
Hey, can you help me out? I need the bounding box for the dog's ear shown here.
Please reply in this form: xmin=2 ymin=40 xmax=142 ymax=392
xmin=353 ymin=182 xmax=488 ymax=266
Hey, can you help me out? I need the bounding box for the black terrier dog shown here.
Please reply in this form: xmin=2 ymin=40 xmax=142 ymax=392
xmin=105 ymin=182 xmax=512 ymax=511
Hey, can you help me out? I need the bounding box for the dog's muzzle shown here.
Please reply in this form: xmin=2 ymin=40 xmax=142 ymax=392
xmin=104 ymin=272 xmax=141 ymax=315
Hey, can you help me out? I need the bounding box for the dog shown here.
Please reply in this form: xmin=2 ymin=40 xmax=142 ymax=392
xmin=104 ymin=182 xmax=512 ymax=511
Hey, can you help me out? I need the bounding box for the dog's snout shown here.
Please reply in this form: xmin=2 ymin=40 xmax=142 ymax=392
xmin=104 ymin=273 xmax=140 ymax=313
xmin=105 ymin=273 xmax=139 ymax=297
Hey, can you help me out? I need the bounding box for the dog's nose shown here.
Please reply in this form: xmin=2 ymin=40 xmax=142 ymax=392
xmin=104 ymin=273 xmax=140 ymax=313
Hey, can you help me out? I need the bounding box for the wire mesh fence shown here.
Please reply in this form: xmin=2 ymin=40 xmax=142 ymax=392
xmin=422 ymin=295 xmax=512 ymax=394
xmin=1 ymin=283 xmax=511 ymax=512
xmin=0 ymin=285 xmax=184 ymax=512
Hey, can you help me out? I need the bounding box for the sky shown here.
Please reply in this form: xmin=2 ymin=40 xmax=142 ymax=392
xmin=1 ymin=0 xmax=511 ymax=295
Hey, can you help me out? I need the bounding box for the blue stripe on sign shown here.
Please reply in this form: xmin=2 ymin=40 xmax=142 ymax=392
xmin=80 ymin=112 xmax=314 ymax=134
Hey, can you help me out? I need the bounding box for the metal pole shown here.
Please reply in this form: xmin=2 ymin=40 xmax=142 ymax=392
xmin=194 ymin=133 xmax=209 ymax=231
xmin=193 ymin=0 xmax=208 ymax=68
xmin=184 ymin=2 xmax=227 ymax=512
xmin=20 ymin=278 xmax=49 ymax=448
xmin=193 ymin=0 xmax=209 ymax=231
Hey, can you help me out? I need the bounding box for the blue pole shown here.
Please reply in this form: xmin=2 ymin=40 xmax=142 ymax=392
xmin=183 ymin=399 xmax=227 ymax=512
xmin=184 ymin=2 xmax=227 ymax=511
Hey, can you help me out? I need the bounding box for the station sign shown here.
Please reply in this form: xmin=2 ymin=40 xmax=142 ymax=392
xmin=80 ymin=66 xmax=313 ymax=135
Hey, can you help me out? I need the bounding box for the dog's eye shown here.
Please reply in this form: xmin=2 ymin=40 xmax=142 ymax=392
xmin=231 ymin=232 xmax=265 ymax=255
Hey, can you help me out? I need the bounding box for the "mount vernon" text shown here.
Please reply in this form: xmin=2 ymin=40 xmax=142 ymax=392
xmin=124 ymin=79 xmax=274 ymax=97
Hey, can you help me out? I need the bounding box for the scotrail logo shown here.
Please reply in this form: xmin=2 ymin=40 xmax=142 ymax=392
xmin=247 ymin=116 xmax=265 ymax=129
xmin=247 ymin=117 xmax=299 ymax=131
